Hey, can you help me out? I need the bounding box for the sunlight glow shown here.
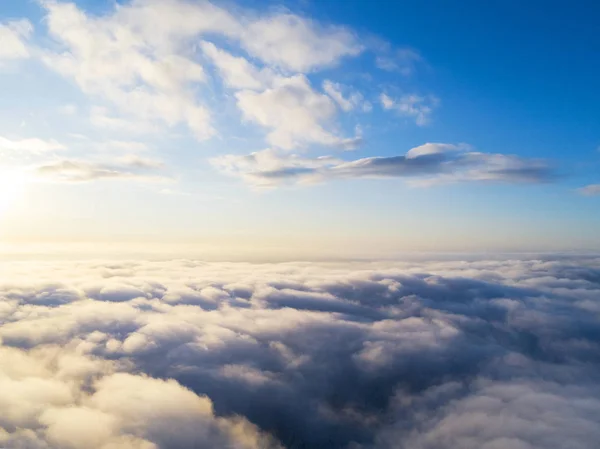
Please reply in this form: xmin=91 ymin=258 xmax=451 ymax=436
xmin=0 ymin=169 xmax=27 ymax=217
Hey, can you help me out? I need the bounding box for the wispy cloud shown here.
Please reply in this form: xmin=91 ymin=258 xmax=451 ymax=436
xmin=380 ymin=92 xmax=439 ymax=125
xmin=376 ymin=47 xmax=424 ymax=75
xmin=34 ymin=156 xmax=169 ymax=183
xmin=213 ymin=143 xmax=555 ymax=188
xmin=578 ymin=184 xmax=600 ymax=196
xmin=0 ymin=136 xmax=65 ymax=154
xmin=0 ymin=19 xmax=33 ymax=61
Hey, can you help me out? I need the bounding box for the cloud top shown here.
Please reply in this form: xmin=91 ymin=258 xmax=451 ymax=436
xmin=0 ymin=256 xmax=599 ymax=448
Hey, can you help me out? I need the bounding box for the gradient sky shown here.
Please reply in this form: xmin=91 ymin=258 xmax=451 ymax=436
xmin=0 ymin=0 xmax=599 ymax=258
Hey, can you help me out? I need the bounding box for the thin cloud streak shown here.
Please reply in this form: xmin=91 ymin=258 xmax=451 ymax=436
xmin=212 ymin=143 xmax=556 ymax=188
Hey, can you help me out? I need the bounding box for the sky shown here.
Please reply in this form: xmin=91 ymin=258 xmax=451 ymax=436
xmin=0 ymin=0 xmax=599 ymax=258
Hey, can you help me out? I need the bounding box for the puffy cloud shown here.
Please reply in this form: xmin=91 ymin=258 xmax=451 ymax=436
xmin=380 ymin=93 xmax=439 ymax=125
xmin=4 ymin=0 xmax=450 ymax=183
xmin=201 ymin=41 xmax=274 ymax=90
xmin=235 ymin=75 xmax=361 ymax=150
xmin=200 ymin=43 xmax=361 ymax=150
xmin=38 ymin=0 xmax=363 ymax=142
xmin=0 ymin=345 xmax=280 ymax=449
xmin=212 ymin=143 xmax=555 ymax=188
xmin=578 ymin=184 xmax=600 ymax=196
xmin=0 ymin=256 xmax=599 ymax=448
xmin=238 ymin=13 xmax=361 ymax=73
xmin=375 ymin=380 xmax=600 ymax=449
xmin=0 ymin=19 xmax=33 ymax=61
xmin=40 ymin=0 xmax=213 ymax=140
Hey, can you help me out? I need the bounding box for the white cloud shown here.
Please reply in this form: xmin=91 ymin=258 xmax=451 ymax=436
xmin=0 ymin=257 xmax=599 ymax=448
xmin=239 ymin=13 xmax=362 ymax=72
xmin=236 ymin=75 xmax=358 ymax=150
xmin=211 ymin=148 xmax=341 ymax=188
xmin=404 ymin=142 xmax=464 ymax=158
xmin=33 ymin=156 xmax=169 ymax=183
xmin=0 ymin=136 xmax=65 ymax=154
xmin=578 ymin=184 xmax=600 ymax=196
xmin=376 ymin=47 xmax=423 ymax=75
xmin=201 ymin=41 xmax=273 ymax=90
xmin=380 ymin=92 xmax=439 ymax=125
xmin=380 ymin=93 xmax=395 ymax=109
xmin=0 ymin=19 xmax=33 ymax=61
xmin=212 ymin=143 xmax=554 ymax=188
xmin=114 ymin=0 xmax=360 ymax=73
xmin=0 ymin=345 xmax=280 ymax=449
xmin=322 ymin=80 xmax=367 ymax=112
xmin=41 ymin=0 xmax=213 ymax=140
xmin=2 ymin=0 xmax=447 ymax=178
xmin=200 ymin=45 xmax=361 ymax=150
xmin=38 ymin=0 xmax=364 ymax=143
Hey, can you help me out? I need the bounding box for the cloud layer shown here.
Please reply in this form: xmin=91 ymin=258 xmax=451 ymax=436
xmin=1 ymin=256 xmax=599 ymax=448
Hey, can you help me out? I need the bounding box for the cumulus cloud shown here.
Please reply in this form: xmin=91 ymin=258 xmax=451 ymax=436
xmin=4 ymin=0 xmax=455 ymax=185
xmin=578 ymin=184 xmax=600 ymax=196
xmin=0 ymin=344 xmax=280 ymax=449
xmin=200 ymin=44 xmax=361 ymax=150
xmin=212 ymin=143 xmax=555 ymax=188
xmin=237 ymin=13 xmax=361 ymax=73
xmin=0 ymin=256 xmax=599 ymax=448
xmin=0 ymin=19 xmax=33 ymax=61
xmin=201 ymin=41 xmax=274 ymax=90
xmin=40 ymin=0 xmax=213 ymax=140
xmin=235 ymin=75 xmax=360 ymax=150
xmin=37 ymin=0 xmax=363 ymax=143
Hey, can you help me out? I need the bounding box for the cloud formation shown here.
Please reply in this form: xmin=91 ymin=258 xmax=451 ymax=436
xmin=38 ymin=0 xmax=362 ymax=144
xmin=0 ymin=256 xmax=599 ymax=448
xmin=34 ymin=156 xmax=168 ymax=183
xmin=578 ymin=184 xmax=600 ymax=196
xmin=380 ymin=93 xmax=439 ymax=126
xmin=0 ymin=19 xmax=32 ymax=61
xmin=212 ymin=143 xmax=555 ymax=188
xmin=6 ymin=0 xmax=564 ymax=195
xmin=0 ymin=136 xmax=66 ymax=155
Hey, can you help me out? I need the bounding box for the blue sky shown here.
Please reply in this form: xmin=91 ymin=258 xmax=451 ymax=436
xmin=0 ymin=0 xmax=598 ymax=257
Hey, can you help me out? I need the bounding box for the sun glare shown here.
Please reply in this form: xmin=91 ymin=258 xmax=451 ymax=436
xmin=0 ymin=170 xmax=27 ymax=217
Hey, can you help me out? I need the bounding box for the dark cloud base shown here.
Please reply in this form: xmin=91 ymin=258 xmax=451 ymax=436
xmin=1 ymin=257 xmax=599 ymax=448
